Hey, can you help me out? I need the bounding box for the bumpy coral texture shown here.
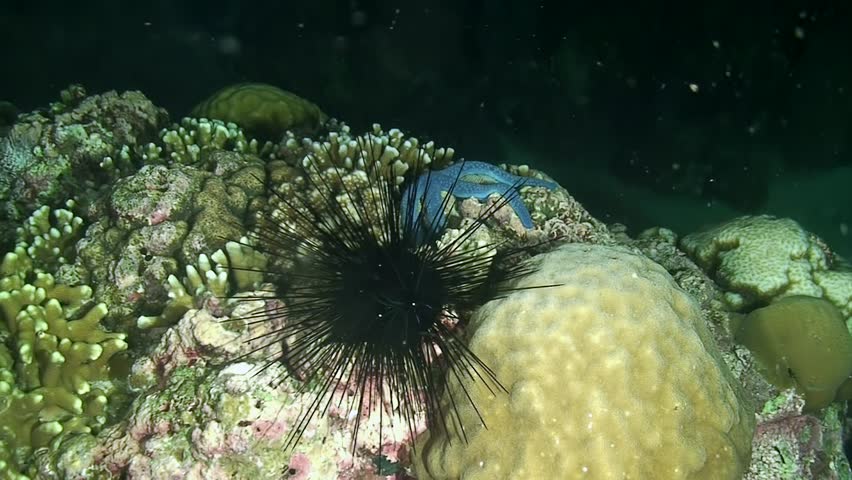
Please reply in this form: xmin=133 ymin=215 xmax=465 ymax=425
xmin=679 ymin=215 xmax=852 ymax=324
xmin=416 ymin=243 xmax=754 ymax=480
xmin=74 ymin=151 xmax=265 ymax=325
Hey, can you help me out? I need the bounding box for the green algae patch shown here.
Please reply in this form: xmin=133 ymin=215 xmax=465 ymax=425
xmin=736 ymin=295 xmax=852 ymax=411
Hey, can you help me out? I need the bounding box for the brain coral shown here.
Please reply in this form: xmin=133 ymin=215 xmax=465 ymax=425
xmin=415 ymin=243 xmax=754 ymax=479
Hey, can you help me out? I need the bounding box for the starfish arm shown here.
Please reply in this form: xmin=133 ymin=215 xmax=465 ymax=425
xmin=458 ymin=161 xmax=559 ymax=192
xmin=400 ymin=160 xmax=559 ymax=244
xmin=506 ymin=195 xmax=536 ymax=228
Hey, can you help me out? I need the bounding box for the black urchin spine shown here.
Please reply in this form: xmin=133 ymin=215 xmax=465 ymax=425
xmin=230 ymin=139 xmax=555 ymax=452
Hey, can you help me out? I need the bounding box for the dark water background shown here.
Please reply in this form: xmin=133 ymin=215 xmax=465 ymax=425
xmin=2 ymin=0 xmax=850 ymax=255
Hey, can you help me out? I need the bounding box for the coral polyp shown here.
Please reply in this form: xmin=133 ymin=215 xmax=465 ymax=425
xmin=233 ymin=134 xmax=556 ymax=451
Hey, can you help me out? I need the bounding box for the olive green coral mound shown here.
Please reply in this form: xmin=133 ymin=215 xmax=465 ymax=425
xmin=191 ymin=83 xmax=327 ymax=140
xmin=415 ymin=244 xmax=754 ymax=480
xmin=736 ymin=295 xmax=852 ymax=411
xmin=0 ymin=204 xmax=127 ymax=479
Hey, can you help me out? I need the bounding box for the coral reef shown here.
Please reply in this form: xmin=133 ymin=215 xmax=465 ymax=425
xmin=0 ymin=204 xmax=128 ymax=479
xmin=3 ymin=86 xmax=851 ymax=478
xmin=415 ymin=243 xmax=755 ymax=479
xmin=679 ymin=215 xmax=852 ymax=326
xmin=191 ymin=83 xmax=327 ymax=140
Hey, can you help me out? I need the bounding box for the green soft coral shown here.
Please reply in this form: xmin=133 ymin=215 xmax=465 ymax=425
xmin=0 ymin=205 xmax=127 ymax=479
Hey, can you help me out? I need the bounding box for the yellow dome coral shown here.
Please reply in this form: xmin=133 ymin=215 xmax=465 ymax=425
xmin=414 ymin=243 xmax=754 ymax=480
xmin=191 ymin=83 xmax=326 ymax=140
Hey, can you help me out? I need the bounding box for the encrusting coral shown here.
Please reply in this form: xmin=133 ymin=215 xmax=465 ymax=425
xmin=72 ymin=151 xmax=266 ymax=326
xmin=415 ymin=243 xmax=755 ymax=479
xmin=0 ymin=203 xmax=127 ymax=479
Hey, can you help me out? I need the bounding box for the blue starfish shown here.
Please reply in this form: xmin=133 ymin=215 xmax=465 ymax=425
xmin=400 ymin=160 xmax=558 ymax=243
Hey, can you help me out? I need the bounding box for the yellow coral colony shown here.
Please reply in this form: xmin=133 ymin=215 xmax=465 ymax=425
xmin=414 ymin=244 xmax=754 ymax=480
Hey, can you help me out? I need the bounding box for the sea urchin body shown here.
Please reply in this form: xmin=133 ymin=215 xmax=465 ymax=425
xmin=233 ymin=132 xmax=557 ymax=453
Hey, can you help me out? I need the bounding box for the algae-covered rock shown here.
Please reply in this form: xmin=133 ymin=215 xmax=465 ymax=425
xmin=745 ymin=390 xmax=850 ymax=479
xmin=55 ymin=305 xmax=416 ymax=479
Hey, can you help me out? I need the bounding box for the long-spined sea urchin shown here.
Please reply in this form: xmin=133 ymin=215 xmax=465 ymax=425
xmin=230 ymin=133 xmax=557 ymax=454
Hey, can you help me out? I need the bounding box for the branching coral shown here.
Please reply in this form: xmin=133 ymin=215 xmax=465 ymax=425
xmin=137 ymin=239 xmax=266 ymax=329
xmin=157 ymin=117 xmax=273 ymax=165
xmin=0 ymin=204 xmax=127 ymax=479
